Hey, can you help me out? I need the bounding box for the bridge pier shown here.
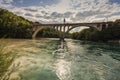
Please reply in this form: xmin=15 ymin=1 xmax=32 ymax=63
xmin=59 ymin=37 xmax=65 ymax=41
xmin=58 ymin=26 xmax=65 ymax=41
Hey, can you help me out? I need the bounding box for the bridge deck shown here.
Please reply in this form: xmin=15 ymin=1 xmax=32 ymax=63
xmin=35 ymin=22 xmax=113 ymax=26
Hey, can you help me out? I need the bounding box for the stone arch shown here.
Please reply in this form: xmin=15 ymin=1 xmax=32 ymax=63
xmin=32 ymin=27 xmax=43 ymax=39
xmin=32 ymin=26 xmax=59 ymax=39
xmin=65 ymin=25 xmax=98 ymax=34
xmin=32 ymin=26 xmax=53 ymax=39
xmin=32 ymin=23 xmax=104 ymax=39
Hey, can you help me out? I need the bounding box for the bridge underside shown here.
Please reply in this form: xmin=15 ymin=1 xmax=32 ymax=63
xmin=32 ymin=22 xmax=113 ymax=40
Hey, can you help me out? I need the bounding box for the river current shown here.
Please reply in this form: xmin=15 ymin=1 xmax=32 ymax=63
xmin=0 ymin=39 xmax=120 ymax=80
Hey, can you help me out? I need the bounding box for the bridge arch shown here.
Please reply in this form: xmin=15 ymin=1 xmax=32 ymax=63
xmin=32 ymin=25 xmax=100 ymax=39
xmin=32 ymin=26 xmax=52 ymax=39
xmin=65 ymin=25 xmax=100 ymax=34
xmin=32 ymin=26 xmax=43 ymax=39
xmin=32 ymin=22 xmax=112 ymax=39
xmin=32 ymin=26 xmax=58 ymax=39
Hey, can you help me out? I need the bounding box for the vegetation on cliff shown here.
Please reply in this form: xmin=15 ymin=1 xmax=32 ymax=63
xmin=71 ymin=19 xmax=120 ymax=42
xmin=0 ymin=8 xmax=62 ymax=39
xmin=36 ymin=27 xmax=59 ymax=38
xmin=0 ymin=8 xmax=33 ymax=38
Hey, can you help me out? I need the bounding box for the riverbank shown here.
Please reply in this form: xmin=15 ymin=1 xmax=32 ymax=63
xmin=108 ymin=40 xmax=120 ymax=44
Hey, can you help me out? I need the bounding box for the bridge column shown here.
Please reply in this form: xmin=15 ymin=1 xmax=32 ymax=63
xmin=54 ymin=26 xmax=58 ymax=31
xmin=96 ymin=24 xmax=103 ymax=31
xmin=59 ymin=26 xmax=62 ymax=40
xmin=106 ymin=23 xmax=108 ymax=28
xmin=59 ymin=26 xmax=65 ymax=41
xmin=63 ymin=26 xmax=65 ymax=39
xmin=68 ymin=26 xmax=70 ymax=30
xmin=57 ymin=27 xmax=58 ymax=31
xmin=53 ymin=26 xmax=56 ymax=30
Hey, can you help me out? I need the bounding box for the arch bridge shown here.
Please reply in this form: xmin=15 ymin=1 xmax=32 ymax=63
xmin=32 ymin=22 xmax=113 ymax=41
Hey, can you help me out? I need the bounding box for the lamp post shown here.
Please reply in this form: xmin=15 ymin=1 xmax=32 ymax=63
xmin=63 ymin=18 xmax=66 ymax=41
xmin=106 ymin=17 xmax=108 ymax=28
xmin=64 ymin=18 xmax=66 ymax=24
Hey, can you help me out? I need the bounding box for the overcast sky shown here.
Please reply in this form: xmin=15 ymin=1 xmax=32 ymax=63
xmin=0 ymin=0 xmax=120 ymax=23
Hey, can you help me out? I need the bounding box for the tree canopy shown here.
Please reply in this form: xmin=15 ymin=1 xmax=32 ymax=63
xmin=71 ymin=19 xmax=120 ymax=42
xmin=0 ymin=8 xmax=33 ymax=38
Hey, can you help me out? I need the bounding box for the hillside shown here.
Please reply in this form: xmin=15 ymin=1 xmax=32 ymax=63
xmin=0 ymin=8 xmax=33 ymax=38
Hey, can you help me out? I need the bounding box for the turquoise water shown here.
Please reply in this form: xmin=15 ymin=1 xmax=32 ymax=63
xmin=0 ymin=39 xmax=120 ymax=80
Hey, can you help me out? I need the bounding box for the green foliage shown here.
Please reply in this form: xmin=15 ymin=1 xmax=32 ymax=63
xmin=99 ymin=24 xmax=120 ymax=41
xmin=37 ymin=27 xmax=59 ymax=38
xmin=71 ymin=28 xmax=99 ymax=41
xmin=0 ymin=8 xmax=33 ymax=38
xmin=71 ymin=20 xmax=120 ymax=42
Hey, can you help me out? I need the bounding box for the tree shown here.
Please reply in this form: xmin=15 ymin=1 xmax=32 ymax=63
xmin=71 ymin=20 xmax=120 ymax=42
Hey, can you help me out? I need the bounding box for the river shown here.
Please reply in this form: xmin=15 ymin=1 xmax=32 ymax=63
xmin=0 ymin=39 xmax=120 ymax=80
